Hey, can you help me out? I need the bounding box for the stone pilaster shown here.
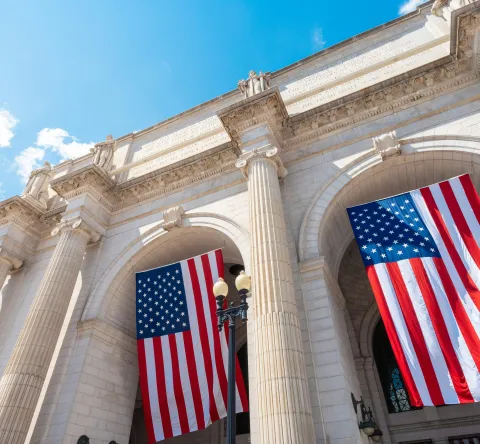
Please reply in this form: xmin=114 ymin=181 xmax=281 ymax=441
xmin=237 ymin=147 xmax=315 ymax=444
xmin=299 ymin=257 xmax=366 ymax=444
xmin=0 ymin=217 xmax=100 ymax=444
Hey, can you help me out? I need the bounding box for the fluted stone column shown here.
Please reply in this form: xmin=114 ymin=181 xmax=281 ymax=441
xmin=0 ymin=217 xmax=100 ymax=443
xmin=0 ymin=249 xmax=23 ymax=291
xmin=237 ymin=147 xmax=315 ymax=444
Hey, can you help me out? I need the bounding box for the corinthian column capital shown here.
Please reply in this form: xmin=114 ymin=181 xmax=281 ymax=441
xmin=235 ymin=146 xmax=287 ymax=179
xmin=51 ymin=217 xmax=101 ymax=243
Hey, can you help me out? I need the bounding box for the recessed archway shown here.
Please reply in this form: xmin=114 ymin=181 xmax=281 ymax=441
xmin=90 ymin=224 xmax=251 ymax=444
xmin=311 ymin=145 xmax=480 ymax=279
xmin=332 ymin=147 xmax=480 ymax=443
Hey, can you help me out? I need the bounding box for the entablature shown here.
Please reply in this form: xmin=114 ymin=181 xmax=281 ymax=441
xmin=4 ymin=1 xmax=480 ymax=230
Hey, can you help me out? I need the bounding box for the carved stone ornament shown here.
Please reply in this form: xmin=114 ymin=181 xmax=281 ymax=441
xmin=0 ymin=196 xmax=53 ymax=237
xmin=432 ymin=0 xmax=474 ymax=17
xmin=51 ymin=217 xmax=101 ymax=244
xmin=219 ymin=88 xmax=289 ymax=150
xmin=238 ymin=70 xmax=271 ymax=99
xmin=22 ymin=161 xmax=52 ymax=208
xmin=91 ymin=134 xmax=115 ymax=171
xmin=50 ymin=164 xmax=117 ymax=209
xmin=284 ymin=8 xmax=480 ymax=150
xmin=161 ymin=205 xmax=185 ymax=231
xmin=373 ymin=131 xmax=401 ymax=160
xmin=236 ymin=146 xmax=288 ymax=179
xmin=114 ymin=146 xmax=237 ymax=209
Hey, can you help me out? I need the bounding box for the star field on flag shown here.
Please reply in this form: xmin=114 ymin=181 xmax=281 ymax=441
xmin=136 ymin=262 xmax=190 ymax=339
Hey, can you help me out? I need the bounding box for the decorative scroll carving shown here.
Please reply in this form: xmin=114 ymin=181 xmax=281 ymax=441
xmin=238 ymin=70 xmax=271 ymax=98
xmin=236 ymin=147 xmax=287 ymax=179
xmin=373 ymin=131 xmax=401 ymax=160
xmin=92 ymin=134 xmax=115 ymax=171
xmin=51 ymin=217 xmax=101 ymax=244
xmin=161 ymin=206 xmax=184 ymax=231
xmin=22 ymin=162 xmax=52 ymax=208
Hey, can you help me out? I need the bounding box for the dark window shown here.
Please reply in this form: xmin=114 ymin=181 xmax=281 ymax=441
xmin=373 ymin=320 xmax=417 ymax=413
xmin=449 ymin=434 xmax=480 ymax=444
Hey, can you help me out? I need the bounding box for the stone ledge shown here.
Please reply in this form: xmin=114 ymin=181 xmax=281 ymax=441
xmin=77 ymin=319 xmax=137 ymax=356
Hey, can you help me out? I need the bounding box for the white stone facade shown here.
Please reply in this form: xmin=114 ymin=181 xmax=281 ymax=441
xmin=0 ymin=1 xmax=480 ymax=443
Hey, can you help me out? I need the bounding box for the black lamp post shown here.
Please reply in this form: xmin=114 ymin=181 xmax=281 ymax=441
xmin=213 ymin=271 xmax=251 ymax=444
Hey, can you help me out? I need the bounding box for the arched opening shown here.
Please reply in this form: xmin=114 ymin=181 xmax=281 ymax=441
xmin=332 ymin=149 xmax=480 ymax=442
xmin=94 ymin=226 xmax=250 ymax=444
xmin=312 ymin=147 xmax=480 ymax=278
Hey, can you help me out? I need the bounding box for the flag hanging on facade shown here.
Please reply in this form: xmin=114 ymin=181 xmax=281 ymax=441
xmin=136 ymin=249 xmax=248 ymax=443
xmin=347 ymin=174 xmax=480 ymax=407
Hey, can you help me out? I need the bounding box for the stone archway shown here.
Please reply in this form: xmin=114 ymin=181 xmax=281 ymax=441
xmin=330 ymin=147 xmax=480 ymax=443
xmin=302 ymin=142 xmax=480 ymax=279
xmin=99 ymin=225 xmax=249 ymax=444
xmin=58 ymin=220 xmax=252 ymax=444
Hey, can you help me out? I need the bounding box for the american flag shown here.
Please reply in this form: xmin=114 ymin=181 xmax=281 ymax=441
xmin=136 ymin=249 xmax=248 ymax=443
xmin=347 ymin=174 xmax=480 ymax=407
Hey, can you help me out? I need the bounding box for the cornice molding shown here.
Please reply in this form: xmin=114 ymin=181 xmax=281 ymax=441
xmin=50 ymin=164 xmax=117 ymax=210
xmin=112 ymin=145 xmax=238 ymax=211
xmin=218 ymin=88 xmax=289 ymax=149
xmin=0 ymin=196 xmax=51 ymax=238
xmin=282 ymin=7 xmax=480 ymax=149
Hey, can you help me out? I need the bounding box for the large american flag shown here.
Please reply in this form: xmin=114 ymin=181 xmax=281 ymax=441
xmin=347 ymin=174 xmax=480 ymax=407
xmin=136 ymin=249 xmax=248 ymax=443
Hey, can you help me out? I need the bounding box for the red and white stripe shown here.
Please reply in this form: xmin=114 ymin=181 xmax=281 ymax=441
xmin=367 ymin=174 xmax=480 ymax=407
xmin=138 ymin=250 xmax=248 ymax=443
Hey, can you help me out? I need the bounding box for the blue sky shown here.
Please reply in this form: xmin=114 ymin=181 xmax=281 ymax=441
xmin=0 ymin=0 xmax=424 ymax=198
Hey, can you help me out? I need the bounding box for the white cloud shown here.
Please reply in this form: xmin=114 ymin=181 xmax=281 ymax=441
xmin=13 ymin=127 xmax=94 ymax=184
xmin=14 ymin=147 xmax=45 ymax=184
xmin=312 ymin=27 xmax=326 ymax=51
xmin=0 ymin=109 xmax=18 ymax=148
xmin=399 ymin=0 xmax=426 ymax=15
xmin=36 ymin=128 xmax=94 ymax=160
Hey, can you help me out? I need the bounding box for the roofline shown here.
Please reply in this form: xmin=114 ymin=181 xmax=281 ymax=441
xmin=115 ymin=0 xmax=434 ymax=143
